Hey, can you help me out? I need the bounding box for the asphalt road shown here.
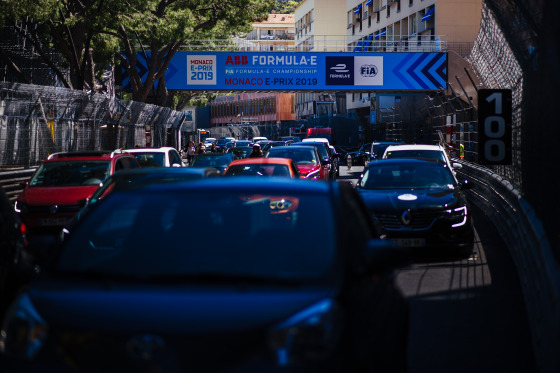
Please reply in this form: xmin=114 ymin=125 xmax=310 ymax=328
xmin=339 ymin=165 xmax=537 ymax=372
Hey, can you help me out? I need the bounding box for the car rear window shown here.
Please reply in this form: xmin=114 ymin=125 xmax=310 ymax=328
xmin=56 ymin=189 xmax=336 ymax=282
xmin=30 ymin=160 xmax=110 ymax=186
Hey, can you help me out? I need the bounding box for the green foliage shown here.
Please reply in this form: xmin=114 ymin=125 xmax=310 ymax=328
xmin=273 ymin=0 xmax=301 ymax=14
xmin=0 ymin=0 xmax=275 ymax=104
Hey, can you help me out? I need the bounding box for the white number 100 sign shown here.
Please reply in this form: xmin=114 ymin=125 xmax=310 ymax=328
xmin=479 ymin=90 xmax=511 ymax=165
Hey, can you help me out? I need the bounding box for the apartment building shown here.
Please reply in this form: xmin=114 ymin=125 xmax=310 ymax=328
xmin=294 ymin=0 xmax=347 ymax=121
xmin=241 ymin=12 xmax=296 ymax=52
xmin=346 ymin=0 xmax=482 ymax=113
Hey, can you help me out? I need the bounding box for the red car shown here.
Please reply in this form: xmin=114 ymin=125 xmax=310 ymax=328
xmin=265 ymin=146 xmax=328 ymax=180
xmin=223 ymin=157 xmax=300 ymax=178
xmin=14 ymin=150 xmax=139 ymax=235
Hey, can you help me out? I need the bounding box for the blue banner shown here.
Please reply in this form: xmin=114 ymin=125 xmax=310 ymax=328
xmin=121 ymin=51 xmax=447 ymax=91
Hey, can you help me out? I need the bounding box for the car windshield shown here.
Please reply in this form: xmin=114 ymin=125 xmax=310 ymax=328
xmin=131 ymin=152 xmax=166 ymax=167
xmin=56 ymin=189 xmax=336 ymax=281
xmin=299 ymin=144 xmax=328 ymax=159
xmin=30 ymin=161 xmax=110 ymax=187
xmin=361 ymin=164 xmax=456 ymax=190
xmin=384 ymin=149 xmax=446 ymax=163
xmin=191 ymin=155 xmax=233 ymax=168
xmin=267 ymin=148 xmax=318 ymax=165
xmin=225 ymin=164 xmax=291 ymax=177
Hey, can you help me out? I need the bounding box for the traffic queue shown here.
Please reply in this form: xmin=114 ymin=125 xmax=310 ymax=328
xmin=0 ymin=135 xmax=475 ymax=372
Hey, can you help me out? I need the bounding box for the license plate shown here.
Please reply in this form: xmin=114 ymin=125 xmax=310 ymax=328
xmin=39 ymin=218 xmax=68 ymax=226
xmin=392 ymin=238 xmax=426 ymax=247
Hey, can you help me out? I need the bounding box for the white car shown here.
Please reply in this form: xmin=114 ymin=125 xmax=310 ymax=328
xmin=123 ymin=147 xmax=186 ymax=168
xmin=381 ymin=144 xmax=462 ymax=176
xmin=252 ymin=136 xmax=268 ymax=144
xmin=302 ymin=137 xmax=330 ymax=146
xmin=203 ymin=137 xmax=217 ymax=148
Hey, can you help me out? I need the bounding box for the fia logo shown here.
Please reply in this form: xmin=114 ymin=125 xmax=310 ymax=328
xmin=360 ymin=64 xmax=378 ymax=77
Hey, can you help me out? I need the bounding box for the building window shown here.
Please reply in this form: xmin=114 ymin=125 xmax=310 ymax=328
xmin=410 ymin=13 xmax=417 ymax=34
xmin=409 ymin=0 xmax=413 ymax=5
xmin=387 ymin=4 xmax=390 ymax=18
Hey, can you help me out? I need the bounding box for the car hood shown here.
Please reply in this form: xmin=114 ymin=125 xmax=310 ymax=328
xmin=18 ymin=186 xmax=99 ymax=205
xmin=295 ymin=164 xmax=320 ymax=176
xmin=28 ymin=282 xmax=332 ymax=333
xmin=357 ymin=188 xmax=465 ymax=211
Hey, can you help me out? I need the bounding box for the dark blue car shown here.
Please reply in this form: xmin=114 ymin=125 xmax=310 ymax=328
xmin=356 ymin=159 xmax=474 ymax=258
xmin=0 ymin=178 xmax=409 ymax=372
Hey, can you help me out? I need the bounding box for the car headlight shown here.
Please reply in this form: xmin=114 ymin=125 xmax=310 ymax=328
xmin=0 ymin=294 xmax=48 ymax=359
xmin=448 ymin=206 xmax=468 ymax=227
xmin=14 ymin=201 xmax=29 ymax=214
xmin=267 ymin=299 xmax=342 ymax=367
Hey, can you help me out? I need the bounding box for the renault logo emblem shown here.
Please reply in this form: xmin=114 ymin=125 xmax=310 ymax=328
xmin=400 ymin=210 xmax=413 ymax=225
xmin=126 ymin=334 xmax=166 ymax=362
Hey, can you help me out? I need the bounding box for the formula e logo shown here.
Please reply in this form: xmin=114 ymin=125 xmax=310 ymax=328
xmin=330 ymin=64 xmax=349 ymax=73
xmin=360 ymin=64 xmax=378 ymax=77
xmin=326 ymin=57 xmax=353 ymax=85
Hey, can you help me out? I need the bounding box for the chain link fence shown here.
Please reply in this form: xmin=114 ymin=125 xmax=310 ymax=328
xmin=0 ymin=82 xmax=186 ymax=168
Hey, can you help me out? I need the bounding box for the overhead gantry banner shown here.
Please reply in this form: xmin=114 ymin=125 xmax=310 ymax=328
xmin=121 ymin=51 xmax=447 ymax=91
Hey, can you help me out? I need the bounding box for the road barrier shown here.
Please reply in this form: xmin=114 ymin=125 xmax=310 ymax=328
xmin=455 ymin=158 xmax=558 ymax=371
xmin=0 ymin=167 xmax=36 ymax=203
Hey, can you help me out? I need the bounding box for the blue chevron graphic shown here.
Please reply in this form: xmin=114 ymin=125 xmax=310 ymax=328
xmin=422 ymin=53 xmax=444 ymax=88
xmin=120 ymin=52 xmax=181 ymax=91
xmin=120 ymin=53 xmax=149 ymax=91
xmin=407 ymin=53 xmax=431 ymax=90
xmin=435 ymin=54 xmax=447 ymax=83
xmin=392 ymin=53 xmax=416 ymax=89
xmin=430 ymin=53 xmax=447 ymax=88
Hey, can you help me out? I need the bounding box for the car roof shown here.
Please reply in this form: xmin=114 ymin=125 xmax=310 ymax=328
xmin=44 ymin=150 xmax=131 ymax=162
xmin=109 ymin=167 xmax=212 ymax=176
xmin=123 ymin=147 xmax=175 ymax=153
xmin=228 ymin=157 xmax=293 ymax=166
xmin=289 ymin=142 xmax=324 ymax=148
xmin=384 ymin=144 xmax=444 ymax=151
xmin=131 ymin=176 xmax=332 ymax=195
xmin=268 ymin=145 xmax=319 ymax=152
xmin=194 ymin=152 xmax=233 ymax=157
xmin=366 ymin=158 xmax=450 ymax=168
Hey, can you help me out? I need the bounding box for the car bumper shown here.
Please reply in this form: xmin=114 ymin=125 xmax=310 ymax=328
xmin=383 ymin=221 xmax=474 ymax=254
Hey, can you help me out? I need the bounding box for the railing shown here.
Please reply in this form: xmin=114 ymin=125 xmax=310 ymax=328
xmin=0 ymin=167 xmax=36 ymax=203
xmin=181 ymin=35 xmax=448 ymax=52
xmin=455 ymin=158 xmax=558 ymax=371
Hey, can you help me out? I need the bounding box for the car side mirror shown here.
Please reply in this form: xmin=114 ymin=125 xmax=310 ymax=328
xmin=452 ymin=163 xmax=463 ymax=170
xmin=20 ymin=180 xmax=29 ymax=188
xmin=321 ymin=158 xmax=331 ymax=165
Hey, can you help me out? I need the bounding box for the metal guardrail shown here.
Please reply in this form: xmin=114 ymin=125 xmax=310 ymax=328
xmin=454 ymin=158 xmax=558 ymax=371
xmin=0 ymin=168 xmax=36 ymax=203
